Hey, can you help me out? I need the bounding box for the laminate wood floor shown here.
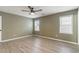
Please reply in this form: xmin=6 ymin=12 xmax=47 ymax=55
xmin=0 ymin=36 xmax=79 ymax=53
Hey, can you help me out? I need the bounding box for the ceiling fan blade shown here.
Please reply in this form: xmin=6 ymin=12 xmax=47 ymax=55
xmin=28 ymin=6 xmax=33 ymax=9
xmin=22 ymin=10 xmax=29 ymax=12
xmin=34 ymin=9 xmax=42 ymax=12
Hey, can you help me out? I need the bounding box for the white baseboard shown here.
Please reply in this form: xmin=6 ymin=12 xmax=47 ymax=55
xmin=0 ymin=35 xmax=32 ymax=42
xmin=35 ymin=35 xmax=78 ymax=45
xmin=0 ymin=34 xmax=78 ymax=45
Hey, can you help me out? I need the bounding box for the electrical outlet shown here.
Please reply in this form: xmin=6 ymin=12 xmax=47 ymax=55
xmin=13 ymin=34 xmax=17 ymax=37
xmin=56 ymin=34 xmax=58 ymax=37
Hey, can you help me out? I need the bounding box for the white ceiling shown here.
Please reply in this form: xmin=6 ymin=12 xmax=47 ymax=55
xmin=0 ymin=6 xmax=78 ymax=18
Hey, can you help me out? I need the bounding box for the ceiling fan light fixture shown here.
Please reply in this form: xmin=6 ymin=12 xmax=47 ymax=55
xmin=30 ymin=12 xmax=35 ymax=15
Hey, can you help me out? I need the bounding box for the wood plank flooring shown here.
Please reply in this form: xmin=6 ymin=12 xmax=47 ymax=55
xmin=0 ymin=36 xmax=79 ymax=53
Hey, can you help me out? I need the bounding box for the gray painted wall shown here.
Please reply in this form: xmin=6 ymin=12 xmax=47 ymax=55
xmin=0 ymin=11 xmax=33 ymax=40
xmin=34 ymin=9 xmax=78 ymax=43
xmin=0 ymin=9 xmax=78 ymax=43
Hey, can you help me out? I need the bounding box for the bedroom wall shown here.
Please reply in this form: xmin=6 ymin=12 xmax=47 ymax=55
xmin=0 ymin=11 xmax=33 ymax=40
xmin=34 ymin=9 xmax=78 ymax=43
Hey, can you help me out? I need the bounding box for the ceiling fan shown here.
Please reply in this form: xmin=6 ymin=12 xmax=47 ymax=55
xmin=22 ymin=6 xmax=42 ymax=15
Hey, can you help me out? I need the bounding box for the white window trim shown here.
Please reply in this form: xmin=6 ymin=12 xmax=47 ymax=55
xmin=34 ymin=19 xmax=40 ymax=31
xmin=0 ymin=16 xmax=2 ymax=41
xmin=59 ymin=14 xmax=73 ymax=34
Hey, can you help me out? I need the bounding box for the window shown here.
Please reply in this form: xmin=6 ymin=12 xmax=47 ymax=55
xmin=0 ymin=16 xmax=2 ymax=41
xmin=35 ymin=20 xmax=40 ymax=31
xmin=0 ymin=16 xmax=2 ymax=30
xmin=59 ymin=14 xmax=73 ymax=34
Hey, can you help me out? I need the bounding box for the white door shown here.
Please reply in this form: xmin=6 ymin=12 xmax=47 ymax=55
xmin=0 ymin=16 xmax=2 ymax=41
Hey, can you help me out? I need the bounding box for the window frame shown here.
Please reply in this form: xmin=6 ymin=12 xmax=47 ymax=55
xmin=34 ymin=19 xmax=40 ymax=32
xmin=59 ymin=14 xmax=73 ymax=34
